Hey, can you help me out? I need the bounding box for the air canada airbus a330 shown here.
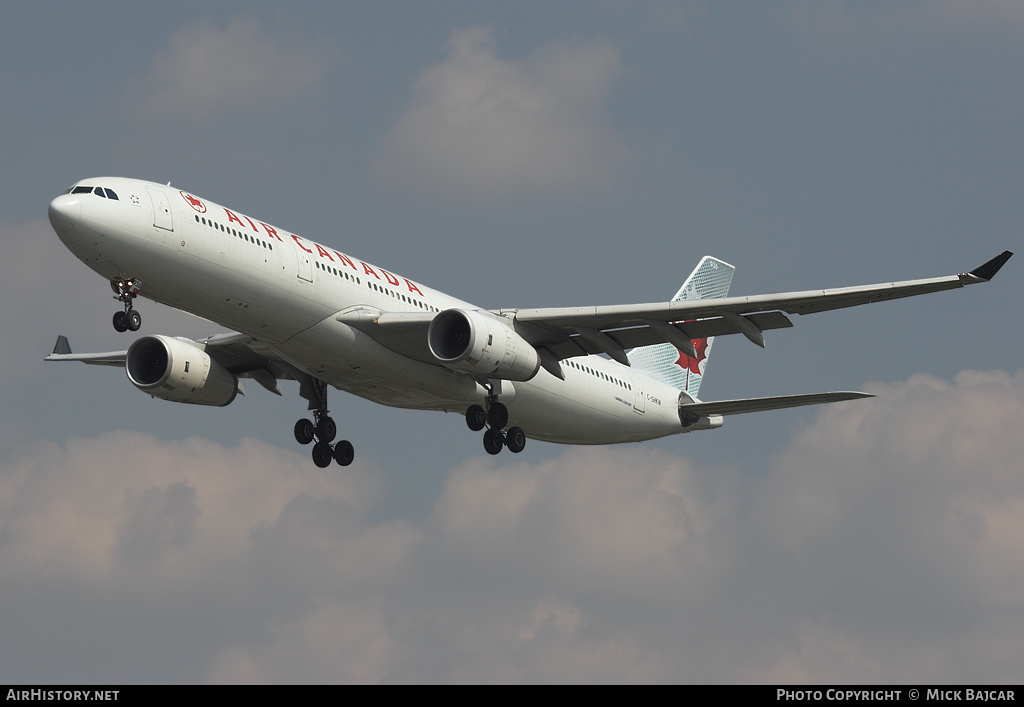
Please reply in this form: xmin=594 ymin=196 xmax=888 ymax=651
xmin=46 ymin=178 xmax=1011 ymax=467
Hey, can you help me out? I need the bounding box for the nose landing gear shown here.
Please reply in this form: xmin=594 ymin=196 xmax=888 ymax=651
xmin=466 ymin=395 xmax=526 ymax=456
xmin=111 ymin=277 xmax=142 ymax=332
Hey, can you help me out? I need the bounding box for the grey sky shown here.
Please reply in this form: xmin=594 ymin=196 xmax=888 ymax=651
xmin=1 ymin=1 xmax=1021 ymax=683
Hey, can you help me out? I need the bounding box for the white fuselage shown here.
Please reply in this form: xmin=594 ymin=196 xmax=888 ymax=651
xmin=50 ymin=177 xmax=693 ymax=444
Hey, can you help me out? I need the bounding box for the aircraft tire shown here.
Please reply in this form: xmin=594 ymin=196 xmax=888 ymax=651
xmin=113 ymin=311 xmax=128 ymax=332
xmin=487 ymin=402 xmax=509 ymax=430
xmin=294 ymin=418 xmax=315 ymax=445
xmin=317 ymin=416 xmax=337 ymax=443
xmin=466 ymin=405 xmax=486 ymax=431
xmin=334 ymin=440 xmax=354 ymax=466
xmin=505 ymin=426 xmax=526 ymax=453
xmin=126 ymin=309 xmax=141 ymax=331
xmin=483 ymin=428 xmax=504 ymax=455
xmin=312 ymin=442 xmax=333 ymax=468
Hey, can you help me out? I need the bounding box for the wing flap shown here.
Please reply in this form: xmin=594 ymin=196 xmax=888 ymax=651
xmin=537 ymin=311 xmax=793 ymax=360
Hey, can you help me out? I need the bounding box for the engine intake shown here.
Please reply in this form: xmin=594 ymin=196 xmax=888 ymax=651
xmin=126 ymin=335 xmax=239 ymax=407
xmin=428 ymin=309 xmax=540 ymax=381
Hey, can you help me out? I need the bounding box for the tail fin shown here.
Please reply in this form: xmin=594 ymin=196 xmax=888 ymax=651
xmin=627 ymin=256 xmax=735 ymax=399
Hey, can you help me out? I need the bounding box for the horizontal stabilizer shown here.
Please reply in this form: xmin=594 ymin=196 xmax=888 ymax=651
xmin=680 ymin=391 xmax=873 ymax=417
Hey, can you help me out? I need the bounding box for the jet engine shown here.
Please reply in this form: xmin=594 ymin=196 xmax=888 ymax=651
xmin=126 ymin=335 xmax=239 ymax=406
xmin=427 ymin=309 xmax=540 ymax=381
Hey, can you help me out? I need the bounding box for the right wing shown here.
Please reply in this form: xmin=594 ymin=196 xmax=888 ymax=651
xmin=508 ymin=251 xmax=1013 ymax=362
xmin=326 ymin=252 xmax=1011 ymax=379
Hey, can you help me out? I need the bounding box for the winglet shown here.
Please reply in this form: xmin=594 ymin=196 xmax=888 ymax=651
xmin=968 ymin=251 xmax=1013 ymax=282
xmin=52 ymin=335 xmax=72 ymax=355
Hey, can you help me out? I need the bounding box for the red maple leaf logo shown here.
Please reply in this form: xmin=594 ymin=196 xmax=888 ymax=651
xmin=675 ymin=337 xmax=709 ymax=375
xmin=180 ymin=191 xmax=207 ymax=213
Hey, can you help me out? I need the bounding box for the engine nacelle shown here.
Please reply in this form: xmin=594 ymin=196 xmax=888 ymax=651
xmin=427 ymin=309 xmax=541 ymax=381
xmin=126 ymin=335 xmax=239 ymax=407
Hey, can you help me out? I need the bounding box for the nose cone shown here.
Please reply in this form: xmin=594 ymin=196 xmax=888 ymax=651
xmin=48 ymin=194 xmax=81 ymax=234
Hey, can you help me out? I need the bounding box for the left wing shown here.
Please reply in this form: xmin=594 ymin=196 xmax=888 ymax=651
xmin=44 ymin=335 xmax=126 ymax=366
xmin=45 ymin=332 xmax=302 ymax=396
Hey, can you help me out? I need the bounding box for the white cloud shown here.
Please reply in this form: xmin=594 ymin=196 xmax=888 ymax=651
xmin=208 ymin=599 xmax=392 ymax=684
xmin=740 ymin=370 xmax=1024 ymax=682
xmin=2 ymin=371 xmax=1023 ymax=682
xmin=129 ymin=16 xmax=327 ymax=124
xmin=430 ymin=449 xmax=732 ymax=599
xmin=373 ymin=27 xmax=627 ymax=197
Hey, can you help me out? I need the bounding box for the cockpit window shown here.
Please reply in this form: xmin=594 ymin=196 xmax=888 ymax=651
xmin=67 ymin=185 xmax=119 ymax=199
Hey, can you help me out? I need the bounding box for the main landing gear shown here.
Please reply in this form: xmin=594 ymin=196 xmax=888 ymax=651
xmin=294 ymin=375 xmax=354 ymax=468
xmin=111 ymin=277 xmax=142 ymax=332
xmin=466 ymin=394 xmax=526 ymax=456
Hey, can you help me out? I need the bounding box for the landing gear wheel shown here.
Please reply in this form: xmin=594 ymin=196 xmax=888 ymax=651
xmin=297 ymin=375 xmax=358 ymax=468
xmin=505 ymin=426 xmax=527 ymax=453
xmin=125 ymin=309 xmax=141 ymax=332
xmin=112 ymin=277 xmax=142 ymax=332
xmin=317 ymin=416 xmax=337 ymax=443
xmin=294 ymin=418 xmax=315 ymax=445
xmin=487 ymin=402 xmax=509 ymax=430
xmin=312 ymin=442 xmax=333 ymax=468
xmin=483 ymin=428 xmax=504 ymax=455
xmin=466 ymin=405 xmax=487 ymax=431
xmin=334 ymin=440 xmax=354 ymax=466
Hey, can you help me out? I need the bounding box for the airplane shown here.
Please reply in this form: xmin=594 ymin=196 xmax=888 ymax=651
xmin=45 ymin=177 xmax=1012 ymax=467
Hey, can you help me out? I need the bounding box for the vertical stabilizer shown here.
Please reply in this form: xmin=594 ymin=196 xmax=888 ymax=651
xmin=627 ymin=256 xmax=735 ymax=399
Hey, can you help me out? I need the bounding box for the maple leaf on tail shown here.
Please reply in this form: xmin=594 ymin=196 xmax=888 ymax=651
xmin=675 ymin=337 xmax=709 ymax=375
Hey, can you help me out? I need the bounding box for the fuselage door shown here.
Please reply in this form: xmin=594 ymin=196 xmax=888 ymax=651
xmin=146 ymin=188 xmax=173 ymax=232
xmin=294 ymin=242 xmax=313 ymax=283
xmin=630 ymin=372 xmax=646 ymax=413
